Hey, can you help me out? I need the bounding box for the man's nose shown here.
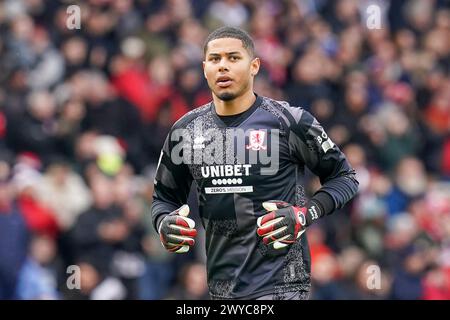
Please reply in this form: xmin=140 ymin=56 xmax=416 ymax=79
xmin=218 ymin=58 xmax=229 ymax=71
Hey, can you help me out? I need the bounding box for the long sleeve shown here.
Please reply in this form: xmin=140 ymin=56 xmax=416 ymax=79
xmin=287 ymin=108 xmax=359 ymax=212
xmin=151 ymin=128 xmax=193 ymax=232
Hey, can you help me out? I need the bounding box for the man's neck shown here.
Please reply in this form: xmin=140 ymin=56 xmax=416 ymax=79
xmin=213 ymin=90 xmax=256 ymax=116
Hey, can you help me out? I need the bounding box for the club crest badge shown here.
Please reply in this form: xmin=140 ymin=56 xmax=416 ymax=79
xmin=246 ymin=130 xmax=267 ymax=151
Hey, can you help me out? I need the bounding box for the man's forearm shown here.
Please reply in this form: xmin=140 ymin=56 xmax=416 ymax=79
xmin=151 ymin=198 xmax=178 ymax=233
xmin=318 ymin=172 xmax=359 ymax=211
xmin=304 ymin=171 xmax=358 ymax=226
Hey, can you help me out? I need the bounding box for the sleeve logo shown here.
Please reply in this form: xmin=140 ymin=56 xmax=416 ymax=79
xmin=316 ymin=131 xmax=334 ymax=153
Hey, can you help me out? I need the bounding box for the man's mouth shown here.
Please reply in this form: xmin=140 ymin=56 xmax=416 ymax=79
xmin=216 ymin=76 xmax=233 ymax=88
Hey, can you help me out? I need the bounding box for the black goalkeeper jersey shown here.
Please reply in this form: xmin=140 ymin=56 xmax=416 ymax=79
xmin=151 ymin=95 xmax=358 ymax=299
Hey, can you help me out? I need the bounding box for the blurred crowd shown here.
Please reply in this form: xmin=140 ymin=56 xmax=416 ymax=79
xmin=0 ymin=0 xmax=449 ymax=300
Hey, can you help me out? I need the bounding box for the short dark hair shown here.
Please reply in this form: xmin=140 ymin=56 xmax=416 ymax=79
xmin=203 ymin=26 xmax=255 ymax=58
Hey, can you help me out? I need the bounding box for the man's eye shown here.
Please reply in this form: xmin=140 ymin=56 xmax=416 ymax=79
xmin=230 ymin=56 xmax=239 ymax=61
xmin=210 ymin=57 xmax=220 ymax=62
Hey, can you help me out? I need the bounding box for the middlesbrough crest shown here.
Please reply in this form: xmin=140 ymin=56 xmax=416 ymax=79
xmin=246 ymin=130 xmax=267 ymax=151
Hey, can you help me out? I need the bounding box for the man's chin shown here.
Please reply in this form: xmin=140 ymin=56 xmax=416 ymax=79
xmin=216 ymin=92 xmax=236 ymax=101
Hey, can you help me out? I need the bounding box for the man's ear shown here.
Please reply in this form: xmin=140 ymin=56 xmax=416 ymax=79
xmin=202 ymin=60 xmax=207 ymax=79
xmin=250 ymin=57 xmax=260 ymax=77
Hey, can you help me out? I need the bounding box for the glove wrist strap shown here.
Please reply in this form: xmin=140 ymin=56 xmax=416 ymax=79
xmin=303 ymin=200 xmax=324 ymax=227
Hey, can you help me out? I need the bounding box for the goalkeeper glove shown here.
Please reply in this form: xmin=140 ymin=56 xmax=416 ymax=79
xmin=256 ymin=200 xmax=308 ymax=250
xmin=158 ymin=204 xmax=197 ymax=253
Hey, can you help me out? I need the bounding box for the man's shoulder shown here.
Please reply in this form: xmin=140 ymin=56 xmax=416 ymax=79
xmin=171 ymin=101 xmax=212 ymax=130
xmin=260 ymin=96 xmax=308 ymax=127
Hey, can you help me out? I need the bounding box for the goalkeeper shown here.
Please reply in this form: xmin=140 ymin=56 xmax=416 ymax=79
xmin=151 ymin=26 xmax=359 ymax=300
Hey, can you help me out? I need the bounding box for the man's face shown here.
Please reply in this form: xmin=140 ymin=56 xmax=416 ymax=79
xmin=203 ymin=38 xmax=260 ymax=101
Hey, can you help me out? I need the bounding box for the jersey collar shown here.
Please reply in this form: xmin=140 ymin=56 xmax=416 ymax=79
xmin=210 ymin=93 xmax=263 ymax=128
